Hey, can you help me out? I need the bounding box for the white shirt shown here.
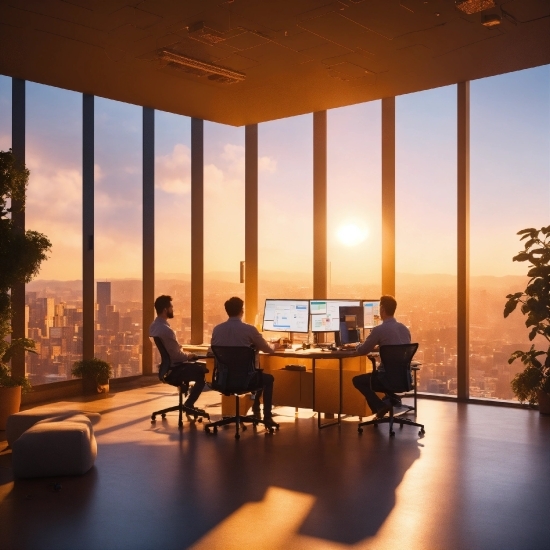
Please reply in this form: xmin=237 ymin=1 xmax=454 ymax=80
xmin=211 ymin=317 xmax=273 ymax=353
xmin=149 ymin=316 xmax=192 ymax=365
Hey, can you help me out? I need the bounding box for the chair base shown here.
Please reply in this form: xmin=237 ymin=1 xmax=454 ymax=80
xmin=151 ymin=383 xmax=210 ymax=429
xmin=358 ymin=407 xmax=425 ymax=437
xmin=204 ymin=393 xmax=280 ymax=439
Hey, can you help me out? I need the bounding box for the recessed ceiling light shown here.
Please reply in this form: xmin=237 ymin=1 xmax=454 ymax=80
xmin=455 ymin=0 xmax=495 ymax=15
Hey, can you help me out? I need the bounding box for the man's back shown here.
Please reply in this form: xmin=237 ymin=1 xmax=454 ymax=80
xmin=211 ymin=317 xmax=272 ymax=354
xmin=356 ymin=317 xmax=410 ymax=355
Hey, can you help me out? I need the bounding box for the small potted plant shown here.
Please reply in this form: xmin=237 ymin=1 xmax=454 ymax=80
xmin=72 ymin=358 xmax=112 ymax=395
xmin=0 ymin=342 xmax=33 ymax=430
xmin=504 ymin=226 xmax=550 ymax=413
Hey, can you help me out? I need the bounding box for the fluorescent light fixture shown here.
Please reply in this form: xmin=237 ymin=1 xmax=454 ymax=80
xmin=160 ymin=50 xmax=246 ymax=83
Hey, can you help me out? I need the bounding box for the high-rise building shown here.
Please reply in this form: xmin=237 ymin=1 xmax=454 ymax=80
xmin=97 ymin=282 xmax=111 ymax=328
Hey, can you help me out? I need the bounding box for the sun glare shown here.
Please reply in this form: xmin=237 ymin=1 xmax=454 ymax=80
xmin=337 ymin=224 xmax=368 ymax=247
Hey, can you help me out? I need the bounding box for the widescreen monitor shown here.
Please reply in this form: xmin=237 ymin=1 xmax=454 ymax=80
xmin=310 ymin=299 xmax=361 ymax=332
xmin=262 ymin=299 xmax=310 ymax=333
xmin=363 ymin=300 xmax=381 ymax=329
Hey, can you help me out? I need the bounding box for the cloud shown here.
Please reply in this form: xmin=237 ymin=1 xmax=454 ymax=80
xmin=259 ymin=155 xmax=277 ymax=173
xmin=155 ymin=143 xmax=191 ymax=195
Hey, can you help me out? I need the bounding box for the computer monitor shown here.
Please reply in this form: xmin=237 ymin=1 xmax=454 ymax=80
xmin=363 ymin=299 xmax=381 ymax=329
xmin=338 ymin=306 xmax=363 ymax=344
xmin=310 ymin=299 xmax=361 ymax=332
xmin=262 ymin=299 xmax=310 ymax=333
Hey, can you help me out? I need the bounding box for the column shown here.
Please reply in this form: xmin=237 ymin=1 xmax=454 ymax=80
xmin=191 ymin=118 xmax=204 ymax=344
xmin=457 ymin=81 xmax=470 ymax=401
xmin=245 ymin=124 xmax=258 ymax=325
xmin=82 ymin=94 xmax=94 ymax=361
xmin=142 ymin=107 xmax=154 ymax=374
xmin=313 ymin=111 xmax=327 ymax=300
xmin=381 ymin=97 xmax=396 ymax=297
xmin=10 ymin=78 xmax=25 ymax=378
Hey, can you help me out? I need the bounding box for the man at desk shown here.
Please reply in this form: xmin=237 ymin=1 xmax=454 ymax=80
xmin=149 ymin=295 xmax=207 ymax=415
xmin=351 ymin=295 xmax=411 ymax=418
xmin=211 ymin=296 xmax=277 ymax=429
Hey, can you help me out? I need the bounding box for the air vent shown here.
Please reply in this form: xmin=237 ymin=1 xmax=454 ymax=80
xmin=160 ymin=50 xmax=246 ymax=84
xmin=455 ymin=0 xmax=495 ymax=14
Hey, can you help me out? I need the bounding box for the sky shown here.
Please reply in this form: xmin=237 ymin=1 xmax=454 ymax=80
xmin=0 ymin=65 xmax=548 ymax=284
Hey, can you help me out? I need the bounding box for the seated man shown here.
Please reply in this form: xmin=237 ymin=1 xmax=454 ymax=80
xmin=149 ymin=295 xmax=207 ymax=414
xmin=352 ymin=295 xmax=411 ymax=418
xmin=211 ymin=296 xmax=277 ymax=429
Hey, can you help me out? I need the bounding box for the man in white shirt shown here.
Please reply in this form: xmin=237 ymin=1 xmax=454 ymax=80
xmin=352 ymin=295 xmax=411 ymax=418
xmin=149 ymin=295 xmax=207 ymax=414
xmin=211 ymin=296 xmax=277 ymax=428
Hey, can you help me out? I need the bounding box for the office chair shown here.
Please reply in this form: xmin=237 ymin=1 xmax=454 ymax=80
xmin=358 ymin=343 xmax=425 ymax=437
xmin=150 ymin=337 xmax=210 ymax=428
xmin=204 ymin=346 xmax=279 ymax=439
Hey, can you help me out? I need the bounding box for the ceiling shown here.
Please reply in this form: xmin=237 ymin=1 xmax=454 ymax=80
xmin=1 ymin=0 xmax=549 ymax=126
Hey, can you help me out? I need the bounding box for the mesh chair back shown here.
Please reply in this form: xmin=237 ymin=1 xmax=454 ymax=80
xmin=153 ymin=337 xmax=171 ymax=381
xmin=210 ymin=346 xmax=257 ymax=395
xmin=377 ymin=343 xmax=419 ymax=393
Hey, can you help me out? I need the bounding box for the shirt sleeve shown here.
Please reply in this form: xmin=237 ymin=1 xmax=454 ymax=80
xmin=355 ymin=327 xmax=380 ymax=355
xmin=250 ymin=328 xmax=274 ymax=354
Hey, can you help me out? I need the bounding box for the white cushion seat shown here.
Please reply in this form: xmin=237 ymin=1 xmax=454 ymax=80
xmin=12 ymin=414 xmax=98 ymax=479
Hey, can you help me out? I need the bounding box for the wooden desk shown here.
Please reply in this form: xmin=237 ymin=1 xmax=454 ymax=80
xmin=260 ymin=349 xmax=372 ymax=428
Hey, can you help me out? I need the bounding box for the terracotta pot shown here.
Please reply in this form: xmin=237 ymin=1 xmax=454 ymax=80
xmin=82 ymin=375 xmax=109 ymax=395
xmin=537 ymin=390 xmax=550 ymax=415
xmin=0 ymin=386 xmax=22 ymax=430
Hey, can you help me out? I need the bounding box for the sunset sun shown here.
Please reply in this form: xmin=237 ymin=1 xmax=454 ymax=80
xmin=337 ymin=224 xmax=368 ymax=247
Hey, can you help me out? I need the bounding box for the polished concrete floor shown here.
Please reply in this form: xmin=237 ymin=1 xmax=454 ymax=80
xmin=1 ymin=382 xmax=550 ymax=550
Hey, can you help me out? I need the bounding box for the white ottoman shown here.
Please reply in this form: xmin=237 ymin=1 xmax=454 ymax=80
xmin=12 ymin=414 xmax=98 ymax=479
xmin=6 ymin=408 xmax=101 ymax=446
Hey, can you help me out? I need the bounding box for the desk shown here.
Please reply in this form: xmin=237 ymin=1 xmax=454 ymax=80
xmin=261 ymin=349 xmax=372 ymax=428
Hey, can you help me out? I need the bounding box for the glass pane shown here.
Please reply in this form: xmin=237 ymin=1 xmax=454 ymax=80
xmin=470 ymin=66 xmax=550 ymax=400
xmin=154 ymin=110 xmax=191 ymax=358
xmin=328 ymin=101 xmax=382 ymax=300
xmin=204 ymin=122 xmax=245 ymax=342
xmin=25 ymin=83 xmax=82 ymax=384
xmin=258 ymin=115 xmax=313 ymax=333
xmin=0 ymin=75 xmax=11 ymax=150
xmin=95 ymin=98 xmax=142 ymax=378
xmin=396 ymin=85 xmax=457 ymax=396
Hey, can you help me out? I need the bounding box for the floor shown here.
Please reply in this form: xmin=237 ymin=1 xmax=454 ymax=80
xmin=1 ymin=382 xmax=550 ymax=550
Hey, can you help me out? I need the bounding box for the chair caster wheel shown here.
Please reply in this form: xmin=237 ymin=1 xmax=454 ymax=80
xmin=358 ymin=428 xmax=363 ymax=434
xmin=161 ymin=413 xmax=166 ymax=419
xmin=151 ymin=415 xmax=156 ymax=422
xmin=213 ymin=427 xmax=218 ymax=434
xmin=419 ymin=429 xmax=425 ymax=435
xmin=390 ymin=431 xmax=395 ymax=437
xmin=205 ymin=427 xmax=210 ymax=433
xmin=198 ymin=417 xmax=202 ymax=423
xmin=399 ymin=423 xmax=403 ymax=429
xmin=235 ymin=433 xmax=240 ymax=440
xmin=178 ymin=423 xmax=183 ymax=430
xmin=241 ymin=424 xmax=247 ymax=431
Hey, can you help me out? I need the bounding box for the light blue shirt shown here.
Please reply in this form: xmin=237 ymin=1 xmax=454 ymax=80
xmin=355 ymin=317 xmax=411 ymax=355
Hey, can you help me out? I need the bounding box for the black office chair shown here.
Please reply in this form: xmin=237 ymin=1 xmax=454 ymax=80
xmin=150 ymin=337 xmax=210 ymax=428
xmin=204 ymin=346 xmax=279 ymax=439
xmin=358 ymin=343 xmax=425 ymax=437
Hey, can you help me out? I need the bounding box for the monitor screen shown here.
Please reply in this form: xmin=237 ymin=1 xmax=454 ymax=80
xmin=310 ymin=300 xmax=361 ymax=332
xmin=262 ymin=299 xmax=310 ymax=333
xmin=363 ymin=300 xmax=381 ymax=329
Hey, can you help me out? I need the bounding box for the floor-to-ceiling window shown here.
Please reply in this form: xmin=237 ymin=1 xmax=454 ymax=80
xmin=396 ymin=85 xmax=457 ymax=395
xmin=258 ymin=115 xmax=313 ymax=333
xmin=154 ymin=111 xmax=191 ymax=358
xmin=0 ymin=75 xmax=10 ymax=150
xmin=328 ymin=101 xmax=382 ymax=300
xmin=94 ymin=98 xmax=142 ymax=378
xmin=470 ymin=66 xmax=550 ymax=400
xmin=25 ymin=82 xmax=82 ymax=385
xmin=203 ymin=122 xmax=245 ymax=342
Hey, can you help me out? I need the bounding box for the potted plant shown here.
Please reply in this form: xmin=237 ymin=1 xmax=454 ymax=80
xmin=0 ymin=149 xmax=51 ymax=428
xmin=504 ymin=226 xmax=550 ymax=413
xmin=0 ymin=339 xmax=34 ymax=429
xmin=72 ymin=358 xmax=112 ymax=395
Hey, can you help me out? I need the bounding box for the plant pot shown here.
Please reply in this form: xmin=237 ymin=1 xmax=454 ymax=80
xmin=82 ymin=376 xmax=109 ymax=395
xmin=0 ymin=386 xmax=22 ymax=430
xmin=537 ymin=390 xmax=550 ymax=415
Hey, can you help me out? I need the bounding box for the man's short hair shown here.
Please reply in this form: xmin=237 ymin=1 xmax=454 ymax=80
xmin=154 ymin=295 xmax=172 ymax=315
xmin=225 ymin=296 xmax=244 ymax=317
xmin=380 ymin=295 xmax=397 ymax=316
